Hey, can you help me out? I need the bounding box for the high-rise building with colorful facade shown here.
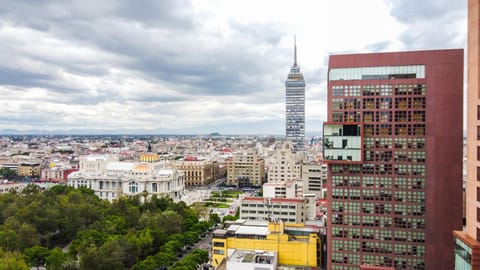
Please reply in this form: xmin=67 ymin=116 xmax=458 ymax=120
xmin=453 ymin=1 xmax=480 ymax=269
xmin=324 ymin=49 xmax=463 ymax=269
xmin=286 ymin=37 xmax=305 ymax=152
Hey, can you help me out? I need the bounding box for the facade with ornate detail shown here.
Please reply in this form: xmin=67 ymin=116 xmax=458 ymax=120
xmin=67 ymin=154 xmax=185 ymax=202
xmin=173 ymin=159 xmax=215 ymax=186
xmin=285 ymin=37 xmax=305 ymax=152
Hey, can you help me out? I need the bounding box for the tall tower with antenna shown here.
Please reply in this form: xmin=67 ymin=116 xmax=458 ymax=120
xmin=285 ymin=36 xmax=306 ymax=152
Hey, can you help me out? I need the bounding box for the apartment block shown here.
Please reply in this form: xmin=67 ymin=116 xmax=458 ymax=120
xmin=226 ymin=154 xmax=265 ymax=187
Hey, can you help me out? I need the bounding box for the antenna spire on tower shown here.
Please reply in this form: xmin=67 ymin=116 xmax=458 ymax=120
xmin=294 ymin=35 xmax=297 ymax=66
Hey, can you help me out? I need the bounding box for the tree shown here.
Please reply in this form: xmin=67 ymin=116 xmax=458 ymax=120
xmin=78 ymin=245 xmax=98 ymax=270
xmin=18 ymin=223 xmax=40 ymax=250
xmin=162 ymin=239 xmax=183 ymax=257
xmin=0 ymin=248 xmax=29 ymax=270
xmin=90 ymin=215 xmax=128 ymax=235
xmin=158 ymin=211 xmax=184 ymax=235
xmin=209 ymin=213 xmax=221 ymax=226
xmin=183 ymin=231 xmax=199 ymax=246
xmin=45 ymin=247 xmax=66 ymax=270
xmin=0 ymin=229 xmax=18 ymax=251
xmin=0 ymin=167 xmax=17 ymax=180
xmin=24 ymin=245 xmax=49 ymax=270
xmin=190 ymin=203 xmax=209 ymax=220
xmin=154 ymin=251 xmax=176 ymax=268
xmin=222 ymin=214 xmax=237 ymax=224
xmin=191 ymin=249 xmax=209 ymax=263
xmin=108 ymin=197 xmax=140 ymax=227
xmin=69 ymin=229 xmax=107 ymax=256
xmin=131 ymin=229 xmax=154 ymax=259
xmin=95 ymin=238 xmax=127 ymax=270
xmin=21 ymin=184 xmax=41 ymax=196
xmin=131 ymin=256 xmax=158 ymax=270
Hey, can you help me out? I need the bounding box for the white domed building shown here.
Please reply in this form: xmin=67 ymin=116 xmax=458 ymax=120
xmin=67 ymin=154 xmax=185 ymax=202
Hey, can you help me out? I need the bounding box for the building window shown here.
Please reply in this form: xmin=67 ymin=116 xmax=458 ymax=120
xmin=129 ymin=182 xmax=138 ymax=193
xmin=478 ymin=208 xmax=480 ymax=222
xmin=213 ymin=249 xmax=224 ymax=255
xmin=152 ymin=183 xmax=158 ymax=192
xmin=478 ymin=105 xmax=480 ymax=120
xmin=213 ymin=242 xmax=225 ymax=247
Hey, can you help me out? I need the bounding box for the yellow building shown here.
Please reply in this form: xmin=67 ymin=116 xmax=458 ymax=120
xmin=139 ymin=153 xmax=160 ymax=163
xmin=211 ymin=220 xmax=322 ymax=269
xmin=18 ymin=162 xmax=41 ymax=177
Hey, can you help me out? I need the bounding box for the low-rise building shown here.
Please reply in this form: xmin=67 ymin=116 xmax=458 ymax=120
xmin=240 ymin=197 xmax=306 ymax=223
xmin=0 ymin=182 xmax=27 ymax=194
xmin=223 ymin=249 xmax=277 ymax=270
xmin=211 ymin=220 xmax=324 ymax=269
xmin=174 ymin=158 xmax=215 ymax=186
xmin=262 ymin=181 xmax=302 ymax=199
xmin=302 ymin=163 xmax=328 ymax=198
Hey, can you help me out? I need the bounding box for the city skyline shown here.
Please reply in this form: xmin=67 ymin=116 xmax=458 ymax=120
xmin=0 ymin=0 xmax=467 ymax=135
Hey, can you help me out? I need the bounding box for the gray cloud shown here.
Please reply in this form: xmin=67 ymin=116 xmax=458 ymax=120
xmin=0 ymin=0 xmax=468 ymax=134
xmin=387 ymin=0 xmax=466 ymax=50
xmin=0 ymin=68 xmax=53 ymax=87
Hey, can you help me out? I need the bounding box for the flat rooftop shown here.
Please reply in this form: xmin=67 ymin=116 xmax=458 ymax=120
xmin=228 ymin=249 xmax=276 ymax=265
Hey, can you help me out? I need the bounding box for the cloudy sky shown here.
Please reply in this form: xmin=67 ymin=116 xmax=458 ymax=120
xmin=0 ymin=0 xmax=467 ymax=135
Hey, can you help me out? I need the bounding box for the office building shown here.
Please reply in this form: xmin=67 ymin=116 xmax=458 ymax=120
xmin=453 ymin=1 xmax=480 ymax=269
xmin=286 ymin=37 xmax=306 ymax=152
xmin=325 ymin=50 xmax=463 ymax=269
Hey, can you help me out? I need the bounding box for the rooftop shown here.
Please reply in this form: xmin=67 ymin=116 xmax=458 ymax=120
xmin=228 ymin=249 xmax=276 ymax=265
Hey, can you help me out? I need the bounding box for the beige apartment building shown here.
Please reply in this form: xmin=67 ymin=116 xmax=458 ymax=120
xmin=18 ymin=162 xmax=41 ymax=177
xmin=226 ymin=154 xmax=265 ymax=187
xmin=267 ymin=142 xmax=303 ymax=183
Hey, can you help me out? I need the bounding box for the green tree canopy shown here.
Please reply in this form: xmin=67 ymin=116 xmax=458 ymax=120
xmin=24 ymin=245 xmax=49 ymax=270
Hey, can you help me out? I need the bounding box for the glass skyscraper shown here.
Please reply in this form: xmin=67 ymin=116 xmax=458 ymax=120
xmin=285 ymin=37 xmax=305 ymax=152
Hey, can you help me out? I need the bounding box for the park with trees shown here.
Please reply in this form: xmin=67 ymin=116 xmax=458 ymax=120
xmin=0 ymin=184 xmax=213 ymax=270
